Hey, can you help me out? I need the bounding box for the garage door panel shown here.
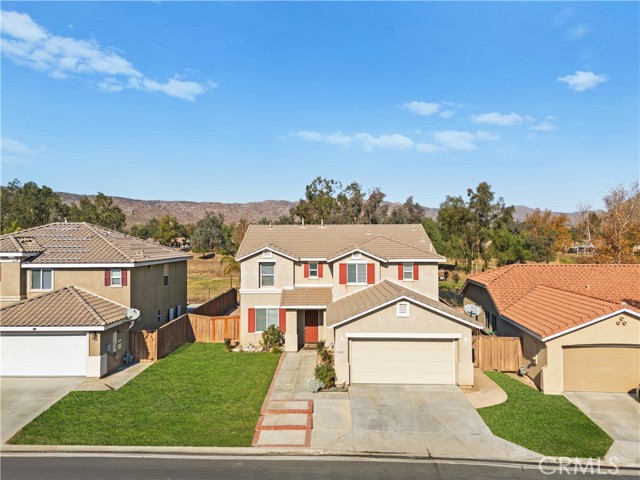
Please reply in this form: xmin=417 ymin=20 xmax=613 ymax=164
xmin=0 ymin=334 xmax=88 ymax=377
xmin=563 ymin=346 xmax=640 ymax=393
xmin=350 ymin=339 xmax=455 ymax=385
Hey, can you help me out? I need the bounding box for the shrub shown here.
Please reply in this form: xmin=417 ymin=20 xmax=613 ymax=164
xmin=260 ymin=325 xmax=284 ymax=351
xmin=316 ymin=340 xmax=326 ymax=353
xmin=223 ymin=338 xmax=232 ymax=351
xmin=308 ymin=378 xmax=324 ymax=393
xmin=319 ymin=348 xmax=333 ymax=365
xmin=314 ymin=364 xmax=336 ymax=389
xmin=452 ymin=271 xmax=460 ymax=284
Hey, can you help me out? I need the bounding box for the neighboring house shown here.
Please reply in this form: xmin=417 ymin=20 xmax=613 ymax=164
xmin=236 ymin=224 xmax=481 ymax=387
xmin=461 ymin=264 xmax=640 ymax=394
xmin=0 ymin=222 xmax=191 ymax=377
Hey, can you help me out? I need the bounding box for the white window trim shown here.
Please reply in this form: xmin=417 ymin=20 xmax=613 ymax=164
xmin=308 ymin=262 xmax=319 ymax=279
xmin=402 ymin=263 xmax=414 ymax=281
xmin=347 ymin=263 xmax=368 ymax=285
xmin=260 ymin=262 xmax=275 ymax=288
xmin=29 ymin=268 xmax=54 ymax=291
xmin=110 ymin=268 xmax=123 ymax=287
xmin=397 ymin=301 xmax=410 ymax=317
xmin=254 ymin=306 xmax=280 ymax=333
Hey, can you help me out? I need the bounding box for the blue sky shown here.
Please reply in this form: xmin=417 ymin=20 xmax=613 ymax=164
xmin=1 ymin=2 xmax=638 ymax=212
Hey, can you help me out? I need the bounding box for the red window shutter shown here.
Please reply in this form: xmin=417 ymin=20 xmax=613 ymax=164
xmin=339 ymin=263 xmax=347 ymax=284
xmin=279 ymin=309 xmax=287 ymax=333
xmin=367 ymin=264 xmax=375 ymax=284
xmin=413 ymin=264 xmax=419 ymax=280
xmin=248 ymin=308 xmax=256 ymax=333
xmin=122 ymin=269 xmax=128 ymax=286
xmin=318 ymin=263 xmax=323 ymax=278
xmin=398 ymin=264 xmax=403 ymax=280
xmin=104 ymin=269 xmax=111 ymax=286
xmin=304 ymin=263 xmax=309 ymax=278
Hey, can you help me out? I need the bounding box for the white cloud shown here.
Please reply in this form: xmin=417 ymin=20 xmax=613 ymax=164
xmin=403 ymin=101 xmax=440 ymax=116
xmin=293 ymin=130 xmax=352 ymax=146
xmin=432 ymin=130 xmax=499 ymax=151
xmin=0 ymin=10 xmax=209 ymax=101
xmin=568 ymin=24 xmax=590 ymax=40
xmin=439 ymin=110 xmax=455 ymax=119
xmin=1 ymin=136 xmax=41 ymax=164
xmin=353 ymin=133 xmax=414 ymax=152
xmin=531 ymin=122 xmax=556 ymax=132
xmin=470 ymin=112 xmax=525 ymax=126
xmin=415 ymin=142 xmax=442 ymax=154
xmin=557 ymin=71 xmax=607 ymax=92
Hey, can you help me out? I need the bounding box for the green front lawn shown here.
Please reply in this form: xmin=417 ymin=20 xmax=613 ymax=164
xmin=478 ymin=371 xmax=612 ymax=458
xmin=10 ymin=343 xmax=279 ymax=446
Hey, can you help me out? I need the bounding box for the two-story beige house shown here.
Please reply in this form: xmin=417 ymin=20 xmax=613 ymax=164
xmin=0 ymin=222 xmax=190 ymax=377
xmin=236 ymin=224 xmax=480 ymax=386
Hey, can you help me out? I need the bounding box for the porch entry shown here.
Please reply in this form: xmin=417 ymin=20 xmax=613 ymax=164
xmin=304 ymin=310 xmax=319 ymax=343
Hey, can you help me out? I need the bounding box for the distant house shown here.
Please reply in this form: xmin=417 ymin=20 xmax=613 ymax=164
xmin=461 ymin=264 xmax=640 ymax=394
xmin=236 ymin=224 xmax=481 ymax=387
xmin=0 ymin=222 xmax=191 ymax=377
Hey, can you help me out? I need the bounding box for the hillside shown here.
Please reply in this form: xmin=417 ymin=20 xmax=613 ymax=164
xmin=58 ymin=192 xmax=579 ymax=226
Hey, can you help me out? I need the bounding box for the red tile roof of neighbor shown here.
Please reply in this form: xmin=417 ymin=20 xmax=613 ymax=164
xmin=467 ymin=264 xmax=640 ymax=338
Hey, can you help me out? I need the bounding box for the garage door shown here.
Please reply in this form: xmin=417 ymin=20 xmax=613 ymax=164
xmin=0 ymin=334 xmax=88 ymax=377
xmin=350 ymin=339 xmax=455 ymax=384
xmin=563 ymin=346 xmax=640 ymax=392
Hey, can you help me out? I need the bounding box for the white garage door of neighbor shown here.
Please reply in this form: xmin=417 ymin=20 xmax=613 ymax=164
xmin=350 ymin=339 xmax=456 ymax=384
xmin=0 ymin=334 xmax=88 ymax=377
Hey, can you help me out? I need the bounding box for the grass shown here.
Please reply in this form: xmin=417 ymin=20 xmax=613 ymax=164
xmin=10 ymin=343 xmax=280 ymax=446
xmin=438 ymin=281 xmax=464 ymax=307
xmin=478 ymin=371 xmax=613 ymax=458
xmin=188 ymin=276 xmax=239 ymax=304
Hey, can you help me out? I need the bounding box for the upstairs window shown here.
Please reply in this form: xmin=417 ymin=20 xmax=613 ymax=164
xmin=309 ymin=262 xmax=318 ymax=278
xmin=403 ymin=264 xmax=414 ymax=280
xmin=260 ymin=262 xmax=275 ymax=287
xmin=347 ymin=263 xmax=367 ymax=284
xmin=110 ymin=268 xmax=122 ymax=286
xmin=30 ymin=269 xmax=52 ymax=290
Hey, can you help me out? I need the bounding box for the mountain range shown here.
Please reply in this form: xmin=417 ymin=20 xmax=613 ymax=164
xmin=58 ymin=192 xmax=580 ymax=226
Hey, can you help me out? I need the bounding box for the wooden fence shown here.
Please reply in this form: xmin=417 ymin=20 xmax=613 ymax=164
xmin=472 ymin=335 xmax=523 ymax=372
xmin=130 ymin=313 xmax=241 ymax=362
xmin=191 ymin=288 xmax=238 ymax=316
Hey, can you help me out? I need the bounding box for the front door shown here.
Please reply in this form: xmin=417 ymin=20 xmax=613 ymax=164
xmin=304 ymin=310 xmax=319 ymax=343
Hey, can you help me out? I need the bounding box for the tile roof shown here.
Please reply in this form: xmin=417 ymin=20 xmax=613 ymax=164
xmin=280 ymin=287 xmax=333 ymax=307
xmin=326 ymin=279 xmax=476 ymax=327
xmin=236 ymin=224 xmax=444 ymax=262
xmin=466 ymin=264 xmax=640 ymax=338
xmin=0 ymin=222 xmax=191 ymax=265
xmin=0 ymin=286 xmax=128 ymax=328
xmin=502 ymin=285 xmax=640 ymax=338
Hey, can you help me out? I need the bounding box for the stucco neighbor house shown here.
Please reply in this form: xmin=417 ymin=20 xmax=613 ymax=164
xmin=461 ymin=264 xmax=640 ymax=394
xmin=0 ymin=222 xmax=191 ymax=377
xmin=236 ymin=224 xmax=481 ymax=387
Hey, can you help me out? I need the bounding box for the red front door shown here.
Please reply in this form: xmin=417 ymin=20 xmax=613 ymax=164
xmin=304 ymin=310 xmax=319 ymax=343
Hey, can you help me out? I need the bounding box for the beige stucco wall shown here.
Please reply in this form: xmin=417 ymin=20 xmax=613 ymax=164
xmin=240 ymin=252 xmax=293 ymax=291
xmin=130 ymin=261 xmax=187 ymax=330
xmin=332 ymin=301 xmax=474 ymax=386
xmin=0 ymin=261 xmax=26 ymax=306
xmin=380 ymin=263 xmax=439 ymax=300
xmin=541 ymin=312 xmax=640 ymax=394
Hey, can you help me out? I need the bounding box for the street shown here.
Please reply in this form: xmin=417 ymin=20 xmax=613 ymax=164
xmin=1 ymin=455 xmax=636 ymax=480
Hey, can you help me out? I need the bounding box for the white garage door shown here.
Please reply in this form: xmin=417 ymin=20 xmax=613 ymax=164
xmin=0 ymin=334 xmax=88 ymax=377
xmin=350 ymin=339 xmax=456 ymax=384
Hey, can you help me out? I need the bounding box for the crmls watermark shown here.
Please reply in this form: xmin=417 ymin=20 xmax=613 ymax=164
xmin=539 ymin=457 xmax=619 ymax=475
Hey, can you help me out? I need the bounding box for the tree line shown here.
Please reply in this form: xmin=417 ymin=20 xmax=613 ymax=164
xmin=1 ymin=177 xmax=638 ymax=269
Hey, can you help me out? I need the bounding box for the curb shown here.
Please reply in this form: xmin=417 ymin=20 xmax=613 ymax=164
xmin=1 ymin=446 xmax=639 ymax=470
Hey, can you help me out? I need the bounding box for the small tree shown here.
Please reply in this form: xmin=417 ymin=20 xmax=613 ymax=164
xmin=260 ymin=325 xmax=284 ymax=353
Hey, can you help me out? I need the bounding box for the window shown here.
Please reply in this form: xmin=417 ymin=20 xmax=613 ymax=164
xmin=397 ymin=301 xmax=410 ymax=317
xmin=110 ymin=268 xmax=122 ymax=286
xmin=163 ymin=274 xmax=169 ymax=286
xmin=260 ymin=262 xmax=275 ymax=287
xmin=490 ymin=314 xmax=498 ymax=332
xmin=177 ymin=304 xmax=182 ymax=317
xmin=30 ymin=269 xmax=53 ymax=290
xmin=403 ymin=263 xmax=414 ymax=280
xmin=256 ymin=308 xmax=279 ymax=332
xmin=157 ymin=309 xmax=162 ymax=322
xmin=169 ymin=307 xmax=175 ymax=321
xmin=347 ymin=263 xmax=367 ymax=283
xmin=309 ymin=262 xmax=318 ymax=278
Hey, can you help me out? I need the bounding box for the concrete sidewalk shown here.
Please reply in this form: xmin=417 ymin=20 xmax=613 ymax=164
xmin=464 ymin=368 xmax=508 ymax=409
xmin=75 ymin=362 xmax=151 ymax=391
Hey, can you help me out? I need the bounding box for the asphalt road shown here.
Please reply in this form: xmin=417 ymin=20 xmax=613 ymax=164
xmin=1 ymin=455 xmax=637 ymax=480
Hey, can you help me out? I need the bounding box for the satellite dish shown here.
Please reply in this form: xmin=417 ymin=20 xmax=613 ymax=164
xmin=125 ymin=308 xmax=141 ymax=321
xmin=464 ymin=304 xmax=482 ymax=316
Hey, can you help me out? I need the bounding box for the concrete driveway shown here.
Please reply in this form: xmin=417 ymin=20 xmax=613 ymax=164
xmin=311 ymin=384 xmax=539 ymax=460
xmin=1 ymin=377 xmax=84 ymax=444
xmin=565 ymin=392 xmax=640 ymax=465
